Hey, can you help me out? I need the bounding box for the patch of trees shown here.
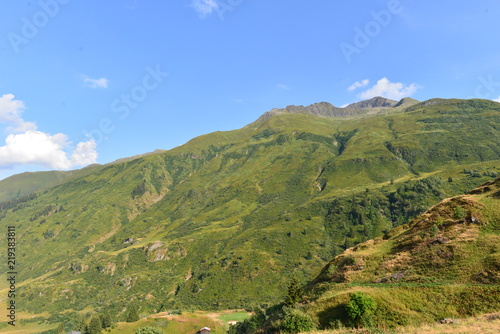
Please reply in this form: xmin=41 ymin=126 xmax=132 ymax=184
xmin=463 ymin=169 xmax=499 ymax=178
xmin=30 ymin=204 xmax=64 ymax=222
xmin=131 ymin=180 xmax=147 ymax=198
xmin=324 ymin=176 xmax=461 ymax=252
xmin=0 ymin=192 xmax=37 ymax=213
xmin=228 ymin=279 xmax=316 ymax=334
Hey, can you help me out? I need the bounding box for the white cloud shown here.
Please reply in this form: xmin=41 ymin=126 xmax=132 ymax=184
xmin=493 ymin=96 xmax=500 ymax=103
xmin=71 ymin=140 xmax=98 ymax=166
xmin=276 ymin=83 xmax=291 ymax=90
xmin=0 ymin=94 xmax=37 ymax=132
xmin=191 ymin=0 xmax=219 ymax=18
xmin=83 ymin=76 xmax=109 ymax=89
xmin=0 ymin=131 xmax=97 ymax=170
xmin=347 ymin=79 xmax=370 ymax=91
xmin=0 ymin=94 xmax=98 ymax=170
xmin=357 ymin=78 xmax=419 ymax=100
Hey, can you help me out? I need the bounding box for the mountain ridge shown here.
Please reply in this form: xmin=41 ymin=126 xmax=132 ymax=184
xmin=257 ymin=96 xmax=420 ymax=123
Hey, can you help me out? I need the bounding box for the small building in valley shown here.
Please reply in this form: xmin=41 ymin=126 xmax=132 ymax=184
xmin=198 ymin=327 xmax=211 ymax=334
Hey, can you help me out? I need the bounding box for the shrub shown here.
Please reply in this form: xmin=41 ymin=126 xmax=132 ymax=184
xmin=430 ymin=224 xmax=439 ymax=237
xmin=329 ymin=319 xmax=345 ymax=329
xmin=345 ymin=292 xmax=377 ymax=327
xmin=281 ymin=308 xmax=316 ymax=333
xmin=453 ymin=206 xmax=466 ymax=219
xmin=135 ymin=327 xmax=164 ymax=334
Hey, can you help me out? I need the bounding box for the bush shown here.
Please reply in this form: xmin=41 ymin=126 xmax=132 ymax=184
xmin=453 ymin=206 xmax=466 ymax=219
xmin=135 ymin=327 xmax=164 ymax=334
xmin=281 ymin=308 xmax=316 ymax=333
xmin=345 ymin=292 xmax=376 ymax=327
xmin=430 ymin=224 xmax=439 ymax=237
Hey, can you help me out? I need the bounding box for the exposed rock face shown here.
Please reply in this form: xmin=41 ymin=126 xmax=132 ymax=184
xmin=257 ymin=96 xmax=418 ymax=122
xmin=346 ymin=96 xmax=398 ymax=109
xmin=144 ymin=241 xmax=169 ymax=262
xmin=264 ymin=102 xmax=343 ymax=118
xmin=439 ymin=318 xmax=460 ymax=324
xmin=123 ymin=238 xmax=135 ymax=244
xmin=143 ymin=241 xmax=187 ymax=263
xmin=68 ymin=262 xmax=88 ymax=274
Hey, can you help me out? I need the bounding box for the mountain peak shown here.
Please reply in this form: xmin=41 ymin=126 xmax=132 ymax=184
xmin=345 ymin=96 xmax=398 ymax=109
xmin=275 ymin=102 xmax=338 ymax=116
xmin=394 ymin=97 xmax=420 ymax=108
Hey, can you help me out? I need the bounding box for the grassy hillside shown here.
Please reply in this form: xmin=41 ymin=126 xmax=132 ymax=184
xmin=0 ymin=98 xmax=499 ymax=332
xmin=243 ymin=178 xmax=500 ymax=333
xmin=0 ymin=164 xmax=103 ymax=202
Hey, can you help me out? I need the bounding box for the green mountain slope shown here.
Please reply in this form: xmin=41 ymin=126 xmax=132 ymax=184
xmin=0 ymin=164 xmax=103 ymax=202
xmin=0 ymin=150 xmax=167 ymax=202
xmin=256 ymin=177 xmax=500 ymax=332
xmin=0 ymin=98 xmax=500 ymax=328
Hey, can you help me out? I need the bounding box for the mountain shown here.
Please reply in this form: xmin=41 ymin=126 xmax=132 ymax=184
xmin=1 ymin=98 xmax=500 ymax=330
xmin=257 ymin=96 xmax=419 ymax=121
xmin=345 ymin=96 xmax=398 ymax=108
xmin=248 ymin=178 xmax=500 ymax=332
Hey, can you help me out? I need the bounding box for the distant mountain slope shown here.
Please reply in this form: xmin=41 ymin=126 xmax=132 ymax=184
xmin=393 ymin=97 xmax=419 ymax=108
xmin=0 ymin=98 xmax=500 ymax=329
xmin=0 ymin=164 xmax=103 ymax=201
xmin=0 ymin=151 xmax=168 ymax=202
xmin=345 ymin=96 xmax=398 ymax=108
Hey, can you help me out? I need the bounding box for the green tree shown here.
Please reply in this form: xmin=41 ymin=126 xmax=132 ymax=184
xmin=284 ymin=278 xmax=302 ymax=306
xmin=345 ymin=292 xmax=376 ymax=328
xmin=88 ymin=316 xmax=102 ymax=334
xmin=135 ymin=327 xmax=164 ymax=334
xmin=100 ymin=312 xmax=113 ymax=329
xmin=126 ymin=304 xmax=140 ymax=322
xmin=78 ymin=317 xmax=89 ymax=334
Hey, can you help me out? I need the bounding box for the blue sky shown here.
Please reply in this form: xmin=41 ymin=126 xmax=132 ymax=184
xmin=0 ymin=0 xmax=499 ymax=180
